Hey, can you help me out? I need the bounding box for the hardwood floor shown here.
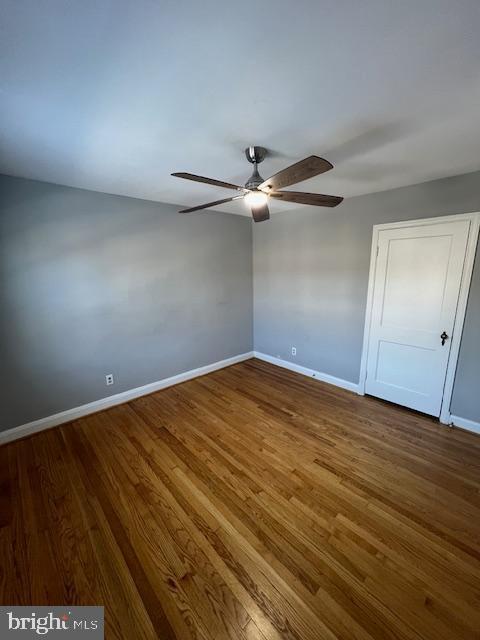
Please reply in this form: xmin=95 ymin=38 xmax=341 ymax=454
xmin=1 ymin=358 xmax=480 ymax=639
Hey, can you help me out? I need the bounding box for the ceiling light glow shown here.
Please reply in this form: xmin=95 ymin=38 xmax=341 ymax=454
xmin=244 ymin=191 xmax=268 ymax=207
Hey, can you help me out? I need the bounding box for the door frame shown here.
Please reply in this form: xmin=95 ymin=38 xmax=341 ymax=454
xmin=358 ymin=211 xmax=480 ymax=424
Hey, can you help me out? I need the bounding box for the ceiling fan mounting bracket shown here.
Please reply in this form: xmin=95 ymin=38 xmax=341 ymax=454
xmin=245 ymin=146 xmax=267 ymax=165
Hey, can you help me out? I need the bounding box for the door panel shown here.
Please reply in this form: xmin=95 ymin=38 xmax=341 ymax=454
xmin=375 ymin=341 xmax=433 ymax=394
xmin=365 ymin=219 xmax=471 ymax=416
xmin=381 ymin=235 xmax=451 ymax=332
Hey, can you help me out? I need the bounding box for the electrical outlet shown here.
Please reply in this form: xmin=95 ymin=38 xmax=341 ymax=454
xmin=105 ymin=374 xmax=114 ymax=386
xmin=291 ymin=346 xmax=296 ymax=356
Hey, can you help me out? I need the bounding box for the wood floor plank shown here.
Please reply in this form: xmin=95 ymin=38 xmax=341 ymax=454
xmin=1 ymin=358 xmax=479 ymax=639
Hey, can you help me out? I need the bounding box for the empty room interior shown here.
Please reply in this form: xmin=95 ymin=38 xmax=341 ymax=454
xmin=1 ymin=1 xmax=480 ymax=639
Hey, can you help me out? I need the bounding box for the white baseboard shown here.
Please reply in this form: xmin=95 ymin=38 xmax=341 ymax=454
xmin=5 ymin=350 xmax=475 ymax=446
xmin=449 ymin=414 xmax=480 ymax=435
xmin=253 ymin=351 xmax=359 ymax=394
xmin=0 ymin=352 xmax=254 ymax=446
xmin=254 ymin=354 xmax=480 ymax=436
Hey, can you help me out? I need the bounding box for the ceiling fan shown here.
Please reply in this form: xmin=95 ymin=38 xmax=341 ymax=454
xmin=172 ymin=146 xmax=343 ymax=222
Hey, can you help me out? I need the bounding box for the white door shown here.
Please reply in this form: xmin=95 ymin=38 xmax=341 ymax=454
xmin=365 ymin=219 xmax=471 ymax=416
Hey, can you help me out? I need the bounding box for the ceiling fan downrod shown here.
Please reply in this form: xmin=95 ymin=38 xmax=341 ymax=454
xmin=244 ymin=146 xmax=267 ymax=190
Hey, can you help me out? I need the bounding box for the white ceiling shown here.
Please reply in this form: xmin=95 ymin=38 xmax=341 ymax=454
xmin=1 ymin=0 xmax=480 ymax=216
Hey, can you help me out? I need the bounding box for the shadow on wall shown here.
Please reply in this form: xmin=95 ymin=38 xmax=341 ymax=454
xmin=0 ymin=189 xmax=170 ymax=426
xmin=0 ymin=178 xmax=253 ymax=431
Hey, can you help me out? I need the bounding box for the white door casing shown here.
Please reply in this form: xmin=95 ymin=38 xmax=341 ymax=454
xmin=359 ymin=213 xmax=480 ymax=421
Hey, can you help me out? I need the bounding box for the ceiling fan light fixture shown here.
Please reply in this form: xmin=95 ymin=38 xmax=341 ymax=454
xmin=244 ymin=190 xmax=268 ymax=207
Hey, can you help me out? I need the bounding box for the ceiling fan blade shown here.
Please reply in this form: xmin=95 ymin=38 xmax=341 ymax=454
xmin=259 ymin=156 xmax=333 ymax=191
xmin=172 ymin=172 xmax=246 ymax=192
xmin=179 ymin=195 xmax=244 ymax=213
xmin=251 ymin=203 xmax=270 ymax=223
xmin=269 ymin=191 xmax=343 ymax=207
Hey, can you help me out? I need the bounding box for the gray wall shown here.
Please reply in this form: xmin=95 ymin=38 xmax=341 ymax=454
xmin=2 ymin=169 xmax=479 ymax=432
xmin=254 ymin=170 xmax=480 ymax=423
xmin=0 ymin=175 xmax=253 ymax=432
